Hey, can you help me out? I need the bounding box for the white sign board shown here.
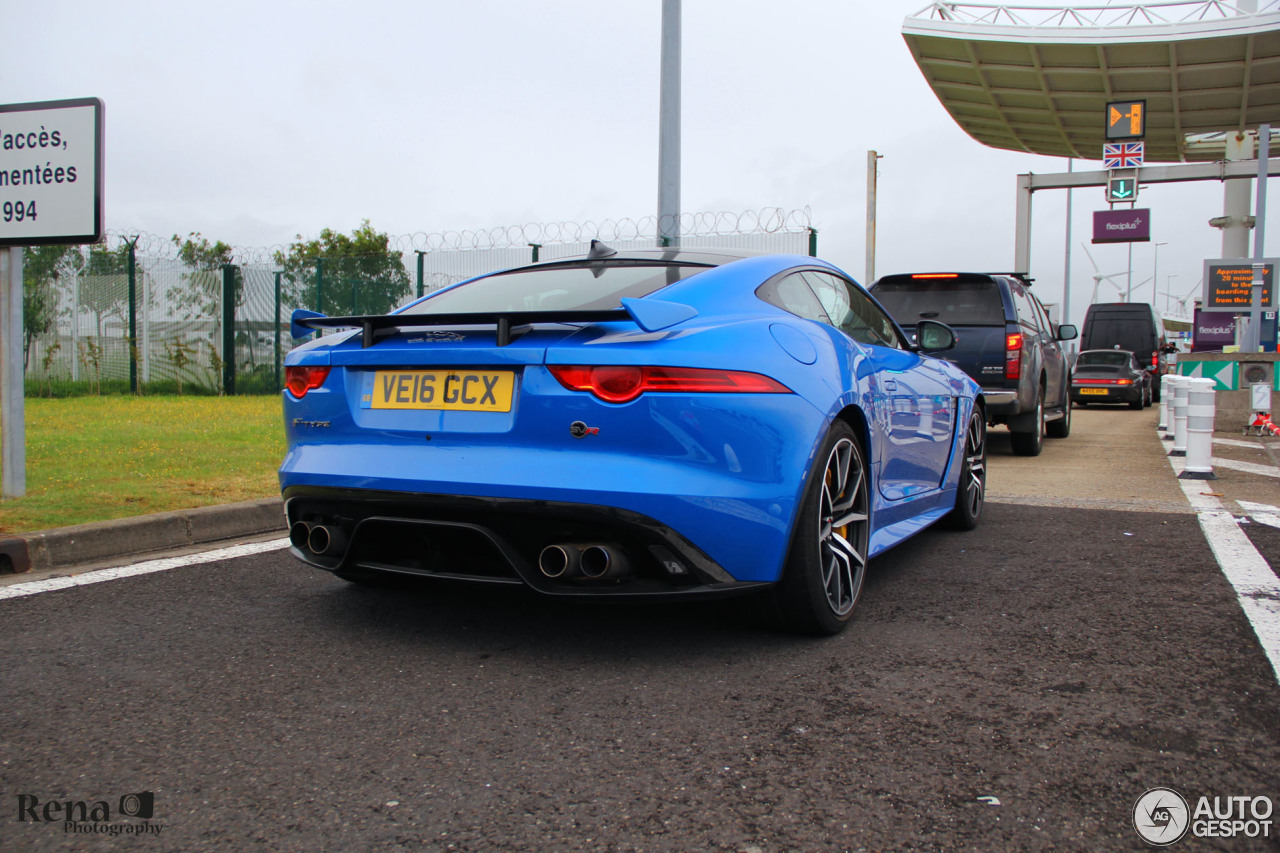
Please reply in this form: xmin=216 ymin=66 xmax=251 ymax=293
xmin=0 ymin=98 xmax=103 ymax=246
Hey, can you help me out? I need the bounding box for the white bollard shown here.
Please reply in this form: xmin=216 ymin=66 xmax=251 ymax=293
xmin=1170 ymin=376 xmax=1191 ymax=457
xmin=1161 ymin=374 xmax=1180 ymax=440
xmin=1156 ymin=376 xmax=1169 ymax=432
xmin=1179 ymin=377 xmax=1218 ymax=479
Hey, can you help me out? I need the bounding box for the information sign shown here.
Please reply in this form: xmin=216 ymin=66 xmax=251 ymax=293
xmin=1201 ymin=258 xmax=1278 ymax=312
xmin=0 ymin=98 xmax=103 ymax=246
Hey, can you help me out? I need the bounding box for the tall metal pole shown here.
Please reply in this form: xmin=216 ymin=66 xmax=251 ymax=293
xmin=1125 ymin=242 xmax=1133 ymax=301
xmin=866 ymin=151 xmax=880 ymax=284
xmin=1152 ymin=241 xmax=1166 ymax=307
xmin=1248 ymin=123 xmax=1271 ymax=352
xmin=1 ymin=247 xmax=26 ymax=498
xmin=657 ymin=0 xmax=681 ymax=247
xmin=1062 ymin=159 xmax=1074 ymax=330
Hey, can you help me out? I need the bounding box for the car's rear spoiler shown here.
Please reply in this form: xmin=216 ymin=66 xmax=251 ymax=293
xmin=291 ymin=297 xmax=697 ymax=347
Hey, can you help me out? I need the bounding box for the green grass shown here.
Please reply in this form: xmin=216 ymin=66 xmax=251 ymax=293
xmin=0 ymin=395 xmax=284 ymax=535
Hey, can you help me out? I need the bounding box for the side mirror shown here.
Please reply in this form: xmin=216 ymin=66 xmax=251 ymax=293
xmin=915 ymin=319 xmax=957 ymax=353
xmin=1057 ymin=323 xmax=1078 ymax=342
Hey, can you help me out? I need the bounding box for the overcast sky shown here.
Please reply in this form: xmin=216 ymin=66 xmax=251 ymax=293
xmin=8 ymin=0 xmax=1276 ymax=328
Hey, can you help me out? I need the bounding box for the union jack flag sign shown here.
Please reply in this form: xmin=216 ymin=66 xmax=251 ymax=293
xmin=1103 ymin=142 xmax=1144 ymax=168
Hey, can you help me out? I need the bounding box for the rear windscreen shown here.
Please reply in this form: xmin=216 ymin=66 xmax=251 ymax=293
xmin=871 ymin=278 xmax=1006 ymax=325
xmin=1082 ymin=318 xmax=1153 ymax=352
xmin=1076 ymin=351 xmax=1129 ymax=367
xmin=400 ymin=262 xmax=706 ymax=315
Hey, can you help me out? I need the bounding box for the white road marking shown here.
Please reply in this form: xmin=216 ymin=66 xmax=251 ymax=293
xmin=0 ymin=539 xmax=290 ymax=601
xmin=1211 ymin=457 xmax=1280 ymax=478
xmin=1171 ymin=456 xmax=1280 ymax=684
xmin=1237 ymin=500 xmax=1280 ymax=530
xmin=1214 ymin=438 xmax=1273 ymax=450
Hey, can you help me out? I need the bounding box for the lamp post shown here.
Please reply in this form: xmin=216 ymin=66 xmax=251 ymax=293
xmin=1151 ymin=241 xmax=1167 ymax=307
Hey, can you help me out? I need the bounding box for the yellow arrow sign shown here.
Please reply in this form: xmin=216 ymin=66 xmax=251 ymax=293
xmin=1106 ymin=100 xmax=1145 ymax=139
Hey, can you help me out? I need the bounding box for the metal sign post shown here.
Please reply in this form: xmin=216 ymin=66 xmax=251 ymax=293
xmin=1 ymin=247 xmax=24 ymax=497
xmin=0 ymin=97 xmax=104 ymax=499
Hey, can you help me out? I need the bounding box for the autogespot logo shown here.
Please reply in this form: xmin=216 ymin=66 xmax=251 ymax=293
xmin=1134 ymin=787 xmax=1190 ymax=846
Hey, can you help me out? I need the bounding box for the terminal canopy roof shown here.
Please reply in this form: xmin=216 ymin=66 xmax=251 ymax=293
xmin=902 ymin=2 xmax=1280 ymax=162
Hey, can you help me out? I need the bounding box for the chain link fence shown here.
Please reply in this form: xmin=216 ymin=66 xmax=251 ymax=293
xmin=21 ymin=208 xmax=816 ymax=396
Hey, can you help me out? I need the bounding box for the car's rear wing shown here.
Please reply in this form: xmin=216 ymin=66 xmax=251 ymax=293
xmin=291 ymin=297 xmax=697 ymax=348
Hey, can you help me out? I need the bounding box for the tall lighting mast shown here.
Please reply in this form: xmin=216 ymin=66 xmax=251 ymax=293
xmin=657 ymin=0 xmax=681 ymax=247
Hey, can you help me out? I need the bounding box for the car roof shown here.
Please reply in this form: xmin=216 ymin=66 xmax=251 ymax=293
xmin=527 ymin=245 xmax=771 ymax=270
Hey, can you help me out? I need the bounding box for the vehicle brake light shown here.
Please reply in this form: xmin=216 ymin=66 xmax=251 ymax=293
xmin=548 ymin=365 xmax=791 ymax=404
xmin=285 ymin=365 xmax=331 ymax=398
xmin=911 ymin=273 xmax=959 ymax=279
xmin=1152 ymin=352 xmax=1159 ymax=369
xmin=1005 ymin=333 xmax=1023 ymax=381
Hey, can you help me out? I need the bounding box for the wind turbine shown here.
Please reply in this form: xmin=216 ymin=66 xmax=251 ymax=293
xmin=1081 ymin=243 xmax=1129 ymax=304
xmin=1176 ymin=277 xmax=1205 ymax=316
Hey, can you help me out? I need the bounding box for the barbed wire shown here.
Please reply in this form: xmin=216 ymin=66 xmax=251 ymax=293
xmin=102 ymin=207 xmax=814 ymax=267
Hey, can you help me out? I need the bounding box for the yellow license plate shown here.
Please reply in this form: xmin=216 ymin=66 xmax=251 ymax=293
xmin=1078 ymin=388 xmax=1110 ymax=396
xmin=365 ymin=370 xmax=514 ymax=412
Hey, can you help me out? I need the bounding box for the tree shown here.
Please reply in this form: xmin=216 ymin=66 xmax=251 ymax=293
xmin=171 ymin=232 xmax=242 ymax=319
xmin=274 ymin=220 xmax=411 ymax=317
xmin=80 ymin=243 xmax=129 ymax=338
xmin=21 ymin=244 xmax=76 ymax=370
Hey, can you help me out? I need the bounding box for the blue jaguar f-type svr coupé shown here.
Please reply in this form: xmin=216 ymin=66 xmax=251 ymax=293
xmin=280 ymin=243 xmax=985 ymax=634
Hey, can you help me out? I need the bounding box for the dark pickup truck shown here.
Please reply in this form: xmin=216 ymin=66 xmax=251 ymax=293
xmin=869 ymin=272 xmax=1078 ymax=457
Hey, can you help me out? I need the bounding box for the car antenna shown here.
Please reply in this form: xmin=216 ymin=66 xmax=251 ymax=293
xmin=588 ymin=239 xmax=617 ymax=260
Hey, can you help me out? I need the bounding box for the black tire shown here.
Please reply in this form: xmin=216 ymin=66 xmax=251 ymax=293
xmin=1046 ymin=394 xmax=1071 ymax=438
xmin=944 ymin=408 xmax=986 ymax=530
xmin=1152 ymin=375 xmax=1162 ymax=403
xmin=765 ymin=421 xmax=870 ymax=635
xmin=1010 ymin=392 xmax=1044 ymax=457
xmin=1143 ymin=383 xmax=1153 ymax=408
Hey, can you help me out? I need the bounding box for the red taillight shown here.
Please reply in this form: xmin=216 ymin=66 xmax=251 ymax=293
xmin=1074 ymin=377 xmax=1130 ymax=385
xmin=1005 ymin=332 xmax=1023 ymax=381
xmin=1152 ymin=352 xmax=1159 ymax=368
xmin=285 ymin=365 xmax=331 ymax=398
xmin=548 ymin=365 xmax=792 ymax=404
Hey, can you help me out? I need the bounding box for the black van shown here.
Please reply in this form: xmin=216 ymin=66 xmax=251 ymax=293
xmin=1079 ymin=303 xmax=1172 ymax=400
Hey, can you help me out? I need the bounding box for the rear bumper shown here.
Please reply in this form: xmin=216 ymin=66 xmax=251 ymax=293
xmin=1071 ymin=385 xmax=1142 ymax=404
xmin=283 ymin=487 xmax=770 ymax=600
xmin=979 ymin=389 xmax=1019 ymax=418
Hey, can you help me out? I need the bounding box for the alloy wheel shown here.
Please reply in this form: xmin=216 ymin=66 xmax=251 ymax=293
xmin=818 ymin=438 xmax=869 ymax=617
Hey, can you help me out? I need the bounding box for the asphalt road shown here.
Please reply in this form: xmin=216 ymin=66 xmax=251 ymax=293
xmin=2 ymin=408 xmax=1279 ymax=852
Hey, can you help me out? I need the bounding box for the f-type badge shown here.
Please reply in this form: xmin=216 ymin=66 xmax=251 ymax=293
xmin=570 ymin=421 xmax=600 ymax=438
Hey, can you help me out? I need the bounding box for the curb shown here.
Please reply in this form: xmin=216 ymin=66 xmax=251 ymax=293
xmin=0 ymin=498 xmax=286 ymax=575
